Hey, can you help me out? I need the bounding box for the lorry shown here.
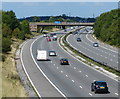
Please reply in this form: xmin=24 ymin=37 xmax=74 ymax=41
xmin=37 ymin=50 xmax=47 ymax=60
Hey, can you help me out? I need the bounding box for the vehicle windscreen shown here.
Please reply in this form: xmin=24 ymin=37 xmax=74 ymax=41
xmin=97 ymin=82 xmax=107 ymax=86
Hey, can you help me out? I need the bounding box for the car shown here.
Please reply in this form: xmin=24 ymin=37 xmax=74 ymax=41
xmin=91 ymin=81 xmax=108 ymax=93
xmin=76 ymin=38 xmax=82 ymax=42
xmin=64 ymin=29 xmax=67 ymax=32
xmin=49 ymin=51 xmax=57 ymax=56
xmin=50 ymin=33 xmax=56 ymax=37
xmin=93 ymin=43 xmax=99 ymax=47
xmin=60 ymin=58 xmax=69 ymax=65
xmin=47 ymin=38 xmax=51 ymax=42
xmin=52 ymin=36 xmax=57 ymax=41
xmin=43 ymin=34 xmax=47 ymax=37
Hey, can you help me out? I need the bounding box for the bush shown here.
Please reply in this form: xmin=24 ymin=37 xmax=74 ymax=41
xmin=2 ymin=37 xmax=12 ymax=53
xmin=1 ymin=54 xmax=6 ymax=62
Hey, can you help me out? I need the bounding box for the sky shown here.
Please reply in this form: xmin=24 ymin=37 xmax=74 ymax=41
xmin=1 ymin=2 xmax=119 ymax=19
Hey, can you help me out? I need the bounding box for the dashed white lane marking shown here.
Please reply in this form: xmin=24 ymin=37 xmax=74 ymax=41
xmin=105 ymin=57 xmax=107 ymax=59
xmin=61 ymin=71 xmax=63 ymax=73
xmin=72 ymin=80 xmax=75 ymax=82
xmin=51 ymin=61 xmax=52 ymax=63
xmin=89 ymin=93 xmax=93 ymax=96
xmin=66 ymin=75 xmax=68 ymax=77
xmin=54 ymin=64 xmax=55 ymax=66
xmin=86 ymin=75 xmax=88 ymax=77
xmin=57 ymin=67 xmax=59 ymax=69
xmin=79 ymin=71 xmax=81 ymax=73
xmin=79 ymin=86 xmax=82 ymax=89
xmin=115 ymin=93 xmax=118 ymax=96
xmin=74 ymin=67 xmax=76 ymax=69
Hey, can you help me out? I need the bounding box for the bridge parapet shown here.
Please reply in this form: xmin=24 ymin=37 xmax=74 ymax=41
xmin=29 ymin=22 xmax=94 ymax=32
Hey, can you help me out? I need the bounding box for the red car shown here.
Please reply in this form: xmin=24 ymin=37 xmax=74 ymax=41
xmin=47 ymin=38 xmax=51 ymax=42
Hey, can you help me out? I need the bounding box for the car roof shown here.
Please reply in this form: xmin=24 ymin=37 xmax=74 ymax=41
xmin=61 ymin=58 xmax=68 ymax=60
xmin=49 ymin=51 xmax=55 ymax=52
xmin=95 ymin=81 xmax=106 ymax=83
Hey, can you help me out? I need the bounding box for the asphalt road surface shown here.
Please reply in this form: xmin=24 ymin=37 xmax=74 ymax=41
xmin=67 ymin=27 xmax=119 ymax=70
xmin=21 ymin=29 xmax=119 ymax=98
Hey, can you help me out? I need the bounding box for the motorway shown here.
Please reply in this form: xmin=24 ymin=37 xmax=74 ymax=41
xmin=21 ymin=28 xmax=119 ymax=98
xmin=67 ymin=27 xmax=119 ymax=70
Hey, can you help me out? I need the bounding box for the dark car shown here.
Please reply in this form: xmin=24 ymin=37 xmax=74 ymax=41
xmin=77 ymin=38 xmax=82 ymax=42
xmin=64 ymin=29 xmax=67 ymax=32
xmin=93 ymin=43 xmax=99 ymax=47
xmin=50 ymin=33 xmax=56 ymax=37
xmin=60 ymin=58 xmax=69 ymax=65
xmin=49 ymin=51 xmax=57 ymax=56
xmin=91 ymin=81 xmax=108 ymax=93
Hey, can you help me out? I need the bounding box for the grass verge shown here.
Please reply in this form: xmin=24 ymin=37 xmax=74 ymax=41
xmin=1 ymin=32 xmax=41 ymax=97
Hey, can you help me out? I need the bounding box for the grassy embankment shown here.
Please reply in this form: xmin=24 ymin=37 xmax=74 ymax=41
xmin=94 ymin=9 xmax=120 ymax=48
xmin=2 ymin=32 xmax=42 ymax=97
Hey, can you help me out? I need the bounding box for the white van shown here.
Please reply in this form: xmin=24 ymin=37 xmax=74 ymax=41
xmin=37 ymin=50 xmax=47 ymax=60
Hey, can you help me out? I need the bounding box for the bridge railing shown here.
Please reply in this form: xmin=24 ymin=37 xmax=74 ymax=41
xmin=30 ymin=22 xmax=94 ymax=25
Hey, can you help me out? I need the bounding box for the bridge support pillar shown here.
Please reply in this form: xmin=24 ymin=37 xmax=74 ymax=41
xmin=40 ymin=26 xmax=45 ymax=33
xmin=62 ymin=26 xmax=65 ymax=29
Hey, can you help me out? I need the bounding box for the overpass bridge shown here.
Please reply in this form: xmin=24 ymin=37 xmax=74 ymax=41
xmin=29 ymin=22 xmax=94 ymax=32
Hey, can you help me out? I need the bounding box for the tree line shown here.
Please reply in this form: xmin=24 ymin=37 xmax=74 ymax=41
xmin=94 ymin=9 xmax=120 ymax=47
xmin=2 ymin=10 xmax=31 ymax=61
xmin=19 ymin=14 xmax=96 ymax=23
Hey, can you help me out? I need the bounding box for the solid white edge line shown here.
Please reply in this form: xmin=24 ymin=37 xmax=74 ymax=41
xmin=58 ymin=35 xmax=119 ymax=82
xmin=86 ymin=33 xmax=118 ymax=54
xmin=30 ymin=36 xmax=67 ymax=98
xmin=115 ymin=93 xmax=118 ymax=96
xmin=20 ymin=41 xmax=42 ymax=98
xmin=79 ymin=86 xmax=82 ymax=89
xmin=89 ymin=93 xmax=93 ymax=96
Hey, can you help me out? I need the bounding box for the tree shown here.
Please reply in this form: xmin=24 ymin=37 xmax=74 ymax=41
xmin=94 ymin=9 xmax=120 ymax=47
xmin=13 ymin=28 xmax=21 ymax=38
xmin=21 ymin=20 xmax=31 ymax=34
xmin=2 ymin=24 xmax=12 ymax=37
xmin=2 ymin=10 xmax=20 ymax=31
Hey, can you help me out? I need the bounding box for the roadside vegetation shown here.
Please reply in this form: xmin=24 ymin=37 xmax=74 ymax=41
xmin=1 ymin=10 xmax=42 ymax=97
xmin=94 ymin=9 xmax=120 ymax=48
